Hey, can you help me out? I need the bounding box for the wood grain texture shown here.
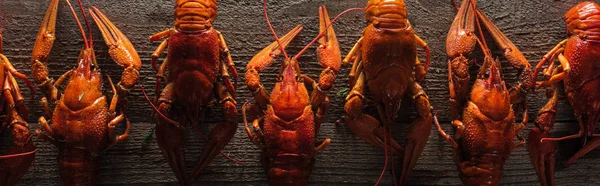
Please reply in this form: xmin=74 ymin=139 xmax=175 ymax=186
xmin=0 ymin=0 xmax=598 ymax=185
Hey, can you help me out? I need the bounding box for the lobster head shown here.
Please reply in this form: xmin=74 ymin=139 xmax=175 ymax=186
xmin=63 ymin=48 xmax=103 ymax=111
xmin=175 ymin=0 xmax=218 ymax=32
xmin=565 ymin=2 xmax=600 ymax=36
xmin=365 ymin=0 xmax=407 ymax=28
xmin=270 ymin=58 xmax=310 ymax=121
xmin=470 ymin=57 xmax=511 ymax=121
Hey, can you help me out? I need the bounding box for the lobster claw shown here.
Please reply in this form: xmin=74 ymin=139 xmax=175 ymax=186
xmin=31 ymin=0 xmax=59 ymax=102
xmin=89 ymin=6 xmax=141 ymax=96
xmin=317 ymin=5 xmax=341 ymax=73
xmin=313 ymin=5 xmax=342 ymax=94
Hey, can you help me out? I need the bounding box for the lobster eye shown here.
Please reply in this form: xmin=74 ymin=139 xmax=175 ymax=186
xmin=90 ymin=62 xmax=96 ymax=70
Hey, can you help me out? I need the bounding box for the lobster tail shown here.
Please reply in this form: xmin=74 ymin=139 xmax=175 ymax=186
xmin=175 ymin=0 xmax=218 ymax=32
xmin=565 ymin=2 xmax=600 ymax=36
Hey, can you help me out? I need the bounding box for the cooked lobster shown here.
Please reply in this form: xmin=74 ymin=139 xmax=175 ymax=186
xmin=434 ymin=1 xmax=531 ymax=185
xmin=146 ymin=0 xmax=239 ymax=185
xmin=32 ymin=0 xmax=139 ymax=185
xmin=242 ymin=1 xmax=360 ymax=185
xmin=341 ymin=0 xmax=432 ymax=185
xmin=529 ymin=2 xmax=600 ymax=186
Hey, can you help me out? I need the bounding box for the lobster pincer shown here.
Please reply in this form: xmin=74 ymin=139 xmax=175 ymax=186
xmin=31 ymin=0 xmax=59 ymax=103
xmin=302 ymin=5 xmax=342 ymax=130
xmin=89 ymin=7 xmax=141 ymax=98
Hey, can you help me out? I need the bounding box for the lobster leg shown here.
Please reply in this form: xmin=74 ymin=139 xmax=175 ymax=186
xmin=149 ymin=28 xmax=172 ymax=42
xmin=432 ymin=115 xmax=459 ymax=149
xmin=0 ymin=55 xmax=30 ymax=119
xmin=243 ymin=102 xmax=266 ymax=150
xmin=343 ymin=37 xmax=362 ymax=67
xmin=568 ymin=137 xmax=600 ymax=166
xmin=537 ymin=54 xmax=569 ymax=87
xmin=344 ymin=38 xmax=363 ymax=88
xmin=191 ymin=82 xmax=238 ymax=178
xmin=414 ymin=35 xmax=430 ymax=83
xmin=534 ymin=40 xmax=568 ymax=78
xmin=105 ymin=114 xmax=130 ymax=150
xmin=475 ymin=10 xmax=534 ymax=114
xmin=217 ymin=31 xmax=238 ymax=89
xmin=154 ymin=57 xmax=170 ymax=105
xmin=151 ymin=39 xmax=168 ymax=72
xmin=343 ymin=72 xmax=404 ymax=155
xmin=528 ymin=85 xmax=560 ymax=186
xmin=398 ymin=80 xmax=432 ymax=184
xmin=301 ymin=75 xmax=330 ymax=131
xmin=89 ymin=7 xmax=141 ymax=98
xmin=105 ymin=75 xmax=131 ymax=150
xmin=149 ymin=29 xmax=171 ymax=99
xmin=31 ymin=0 xmax=59 ymax=102
xmin=155 ymin=82 xmax=189 ymax=186
xmin=512 ymin=110 xmax=528 ymax=150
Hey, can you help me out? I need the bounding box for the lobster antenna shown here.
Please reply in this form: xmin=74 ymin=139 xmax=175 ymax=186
xmin=374 ymin=125 xmax=390 ymax=186
xmin=451 ymin=0 xmax=459 ymax=11
xmin=0 ymin=149 xmax=37 ymax=159
xmin=65 ymin=0 xmax=89 ymax=49
xmin=388 ymin=124 xmax=398 ymax=186
xmin=293 ymin=7 xmax=364 ymax=60
xmin=263 ymin=0 xmax=289 ymax=60
xmin=469 ymin=0 xmax=489 ymax=50
xmin=0 ymin=29 xmax=3 ymax=52
xmin=77 ymin=0 xmax=94 ymax=47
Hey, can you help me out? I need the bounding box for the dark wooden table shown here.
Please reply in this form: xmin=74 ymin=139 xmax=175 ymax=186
xmin=1 ymin=0 xmax=598 ymax=185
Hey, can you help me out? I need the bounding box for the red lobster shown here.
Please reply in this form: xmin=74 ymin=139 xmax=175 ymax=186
xmin=0 ymin=29 xmax=36 ymax=186
xmin=341 ymin=0 xmax=432 ymax=185
xmin=434 ymin=1 xmax=531 ymax=185
xmin=32 ymin=0 xmax=140 ymax=185
xmin=242 ymin=1 xmax=359 ymax=185
xmin=146 ymin=0 xmax=239 ymax=185
xmin=529 ymin=2 xmax=600 ymax=186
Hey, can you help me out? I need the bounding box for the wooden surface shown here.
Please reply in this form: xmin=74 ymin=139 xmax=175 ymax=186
xmin=0 ymin=0 xmax=598 ymax=185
